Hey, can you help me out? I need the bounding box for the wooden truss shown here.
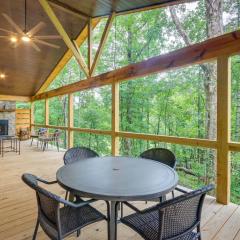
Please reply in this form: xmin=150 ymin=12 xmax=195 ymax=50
xmin=33 ymin=0 xmax=240 ymax=206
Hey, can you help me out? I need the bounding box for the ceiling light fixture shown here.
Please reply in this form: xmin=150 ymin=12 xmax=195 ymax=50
xmin=10 ymin=36 xmax=18 ymax=43
xmin=21 ymin=35 xmax=31 ymax=42
xmin=0 ymin=0 xmax=61 ymax=51
xmin=0 ymin=73 xmax=6 ymax=79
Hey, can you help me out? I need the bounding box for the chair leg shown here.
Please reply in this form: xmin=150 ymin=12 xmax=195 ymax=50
xmin=56 ymin=141 xmax=59 ymax=152
xmin=159 ymin=195 xmax=166 ymax=203
xmin=120 ymin=202 xmax=124 ymax=218
xmin=197 ymin=225 xmax=201 ymax=240
xmin=65 ymin=191 xmax=69 ymax=200
xmin=43 ymin=142 xmax=46 ymax=152
xmin=77 ymin=230 xmax=81 ymax=237
xmin=32 ymin=220 xmax=39 ymax=240
xmin=172 ymin=190 xmax=175 ymax=198
xmin=106 ymin=201 xmax=110 ymax=240
xmin=31 ymin=138 xmax=33 ymax=146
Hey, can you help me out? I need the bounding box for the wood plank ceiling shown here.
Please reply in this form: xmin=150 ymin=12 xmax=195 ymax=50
xmin=0 ymin=0 xmax=185 ymax=97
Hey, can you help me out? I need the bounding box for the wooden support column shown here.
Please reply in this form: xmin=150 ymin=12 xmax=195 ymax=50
xmin=217 ymin=55 xmax=231 ymax=204
xmin=68 ymin=94 xmax=74 ymax=148
xmin=45 ymin=98 xmax=49 ymax=125
xmin=111 ymin=83 xmax=119 ymax=156
xmin=30 ymin=102 xmax=34 ymax=132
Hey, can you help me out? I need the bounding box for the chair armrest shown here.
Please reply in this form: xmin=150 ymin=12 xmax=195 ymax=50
xmin=175 ymin=186 xmax=189 ymax=194
xmin=121 ymin=202 xmax=161 ymax=217
xmin=62 ymin=198 xmax=98 ymax=208
xmin=37 ymin=177 xmax=58 ymax=185
xmin=122 ymin=202 xmax=142 ymax=213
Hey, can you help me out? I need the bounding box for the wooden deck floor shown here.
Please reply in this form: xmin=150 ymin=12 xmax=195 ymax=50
xmin=1 ymin=141 xmax=240 ymax=240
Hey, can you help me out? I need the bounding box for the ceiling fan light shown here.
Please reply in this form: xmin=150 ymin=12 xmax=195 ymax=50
xmin=10 ymin=36 xmax=18 ymax=43
xmin=0 ymin=73 xmax=6 ymax=79
xmin=22 ymin=36 xmax=31 ymax=42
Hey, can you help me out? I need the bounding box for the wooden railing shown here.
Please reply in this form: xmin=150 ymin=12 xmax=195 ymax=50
xmin=30 ymin=30 xmax=240 ymax=205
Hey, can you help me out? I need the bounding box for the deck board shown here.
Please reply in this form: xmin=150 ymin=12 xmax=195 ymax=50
xmin=0 ymin=141 xmax=239 ymax=240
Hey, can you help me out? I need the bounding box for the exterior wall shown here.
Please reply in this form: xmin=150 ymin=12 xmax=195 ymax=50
xmin=0 ymin=101 xmax=16 ymax=136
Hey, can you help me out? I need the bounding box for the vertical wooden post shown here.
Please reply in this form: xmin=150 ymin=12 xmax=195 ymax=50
xmin=112 ymin=82 xmax=120 ymax=156
xmin=44 ymin=99 xmax=49 ymax=136
xmin=88 ymin=18 xmax=93 ymax=73
xmin=68 ymin=94 xmax=74 ymax=149
xmin=30 ymin=102 xmax=34 ymax=132
xmin=217 ymin=55 xmax=231 ymax=204
xmin=45 ymin=98 xmax=49 ymax=126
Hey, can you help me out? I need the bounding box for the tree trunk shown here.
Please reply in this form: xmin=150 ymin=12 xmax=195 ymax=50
xmin=204 ymin=0 xmax=223 ymax=139
xmin=122 ymin=25 xmax=133 ymax=155
xmin=170 ymin=0 xmax=223 ymax=140
xmin=170 ymin=0 xmax=223 ymax=184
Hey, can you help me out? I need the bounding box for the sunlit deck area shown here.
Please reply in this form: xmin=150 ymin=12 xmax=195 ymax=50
xmin=0 ymin=141 xmax=240 ymax=240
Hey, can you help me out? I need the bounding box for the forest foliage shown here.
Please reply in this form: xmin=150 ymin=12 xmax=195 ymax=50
xmin=30 ymin=0 xmax=240 ymax=203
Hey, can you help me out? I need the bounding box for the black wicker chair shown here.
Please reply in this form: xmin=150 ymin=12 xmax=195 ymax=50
xmin=39 ymin=129 xmax=61 ymax=152
xmin=121 ymin=148 xmax=180 ymax=218
xmin=140 ymin=148 xmax=186 ymax=200
xmin=30 ymin=128 xmax=47 ymax=147
xmin=63 ymin=147 xmax=99 ymax=200
xmin=121 ymin=184 xmax=214 ymax=240
xmin=22 ymin=173 xmax=108 ymax=240
xmin=140 ymin=148 xmax=177 ymax=168
xmin=63 ymin=146 xmax=99 ymax=165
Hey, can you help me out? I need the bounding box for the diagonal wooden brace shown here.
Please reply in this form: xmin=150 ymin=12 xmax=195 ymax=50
xmin=39 ymin=0 xmax=89 ymax=77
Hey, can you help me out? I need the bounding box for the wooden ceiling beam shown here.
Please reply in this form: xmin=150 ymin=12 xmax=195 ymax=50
xmin=36 ymin=0 xmax=194 ymax=96
xmin=90 ymin=12 xmax=115 ymax=76
xmin=36 ymin=18 xmax=100 ymax=95
xmin=32 ymin=30 xmax=240 ymax=101
xmin=48 ymin=0 xmax=89 ymax=20
xmin=39 ymin=0 xmax=89 ymax=77
xmin=0 ymin=95 xmax=31 ymax=102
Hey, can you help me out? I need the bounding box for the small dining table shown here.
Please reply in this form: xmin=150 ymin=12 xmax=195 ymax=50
xmin=56 ymin=156 xmax=178 ymax=240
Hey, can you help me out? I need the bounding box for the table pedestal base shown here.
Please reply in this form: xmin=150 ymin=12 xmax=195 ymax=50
xmin=109 ymin=201 xmax=119 ymax=240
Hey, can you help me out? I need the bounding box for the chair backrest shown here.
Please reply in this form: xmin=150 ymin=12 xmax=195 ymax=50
xmin=22 ymin=174 xmax=60 ymax=228
xmin=157 ymin=184 xmax=214 ymax=239
xmin=140 ymin=148 xmax=176 ymax=168
xmin=63 ymin=147 xmax=99 ymax=165
xmin=38 ymin=128 xmax=47 ymax=136
xmin=53 ymin=129 xmax=61 ymax=139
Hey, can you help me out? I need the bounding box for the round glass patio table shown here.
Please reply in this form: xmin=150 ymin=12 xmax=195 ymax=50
xmin=56 ymin=156 xmax=178 ymax=240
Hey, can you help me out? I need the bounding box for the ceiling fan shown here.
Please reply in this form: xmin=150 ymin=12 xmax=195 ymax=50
xmin=0 ymin=0 xmax=62 ymax=52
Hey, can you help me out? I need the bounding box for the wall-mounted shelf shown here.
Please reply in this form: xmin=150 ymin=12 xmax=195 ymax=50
xmin=0 ymin=109 xmax=15 ymax=112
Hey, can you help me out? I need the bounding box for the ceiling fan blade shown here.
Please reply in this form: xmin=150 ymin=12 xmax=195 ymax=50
xmin=0 ymin=27 xmax=16 ymax=35
xmin=0 ymin=36 xmax=10 ymax=38
xmin=33 ymin=39 xmax=60 ymax=49
xmin=29 ymin=41 xmax=41 ymax=52
xmin=2 ymin=13 xmax=25 ymax=35
xmin=11 ymin=41 xmax=21 ymax=48
xmin=34 ymin=35 xmax=62 ymax=40
xmin=27 ymin=22 xmax=45 ymax=37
